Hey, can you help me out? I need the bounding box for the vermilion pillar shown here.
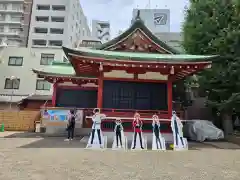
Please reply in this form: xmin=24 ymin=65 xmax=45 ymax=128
xmin=52 ymin=82 xmax=58 ymax=107
xmin=167 ymin=80 xmax=173 ymax=118
xmin=97 ymin=72 xmax=103 ymax=108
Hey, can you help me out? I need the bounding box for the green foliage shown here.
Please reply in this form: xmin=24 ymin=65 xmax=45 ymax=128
xmin=182 ymin=0 xmax=240 ymax=114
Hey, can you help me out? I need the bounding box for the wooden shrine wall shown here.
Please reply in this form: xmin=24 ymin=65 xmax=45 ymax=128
xmin=56 ymin=87 xmax=97 ymax=108
xmin=103 ymin=80 xmax=167 ymax=110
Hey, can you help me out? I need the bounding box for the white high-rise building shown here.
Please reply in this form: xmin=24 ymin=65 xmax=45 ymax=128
xmin=92 ymin=20 xmax=110 ymax=43
xmin=28 ymin=0 xmax=91 ymax=48
xmin=0 ymin=0 xmax=28 ymax=47
xmin=132 ymin=9 xmax=170 ymax=33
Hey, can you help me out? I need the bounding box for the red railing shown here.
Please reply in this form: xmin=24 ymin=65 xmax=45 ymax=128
xmin=83 ymin=108 xmax=184 ymax=133
xmin=83 ymin=108 xmax=183 ymax=119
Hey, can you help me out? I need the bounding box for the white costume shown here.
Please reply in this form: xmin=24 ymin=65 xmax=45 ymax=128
xmin=152 ymin=115 xmax=166 ymax=150
xmin=170 ymin=111 xmax=188 ymax=150
xmin=86 ymin=109 xmax=106 ymax=149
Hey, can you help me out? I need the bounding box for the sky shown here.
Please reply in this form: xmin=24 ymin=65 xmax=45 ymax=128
xmin=80 ymin=0 xmax=189 ymax=37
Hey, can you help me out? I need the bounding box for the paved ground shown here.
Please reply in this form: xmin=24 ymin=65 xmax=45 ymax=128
xmin=0 ymin=132 xmax=240 ymax=180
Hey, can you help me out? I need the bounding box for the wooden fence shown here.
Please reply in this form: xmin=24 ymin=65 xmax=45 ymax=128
xmin=0 ymin=110 xmax=40 ymax=131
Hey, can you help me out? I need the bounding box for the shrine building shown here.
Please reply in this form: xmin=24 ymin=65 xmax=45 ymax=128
xmin=33 ymin=11 xmax=216 ymax=133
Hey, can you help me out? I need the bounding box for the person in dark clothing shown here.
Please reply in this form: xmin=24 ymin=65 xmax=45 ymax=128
xmin=152 ymin=114 xmax=162 ymax=149
xmin=114 ymin=119 xmax=124 ymax=147
xmin=65 ymin=109 xmax=76 ymax=141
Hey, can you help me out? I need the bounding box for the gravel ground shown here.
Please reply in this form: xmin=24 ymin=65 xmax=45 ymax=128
xmin=0 ymin=137 xmax=240 ymax=180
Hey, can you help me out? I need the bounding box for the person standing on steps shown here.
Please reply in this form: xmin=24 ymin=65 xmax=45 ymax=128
xmin=171 ymin=111 xmax=184 ymax=147
xmin=152 ymin=114 xmax=162 ymax=149
xmin=65 ymin=109 xmax=76 ymax=141
xmin=89 ymin=108 xmax=106 ymax=148
xmin=114 ymin=118 xmax=124 ymax=148
xmin=132 ymin=112 xmax=144 ymax=149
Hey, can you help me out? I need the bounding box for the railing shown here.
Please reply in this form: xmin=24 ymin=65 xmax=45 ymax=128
xmin=40 ymin=107 xmax=184 ymax=133
xmin=40 ymin=107 xmax=184 ymax=120
xmin=83 ymin=108 xmax=183 ymax=119
xmin=83 ymin=108 xmax=183 ymax=133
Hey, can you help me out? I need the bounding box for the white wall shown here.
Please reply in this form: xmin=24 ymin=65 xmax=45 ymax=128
xmin=132 ymin=9 xmax=170 ymax=33
xmin=155 ymin=32 xmax=183 ymax=52
xmin=0 ymin=46 xmax=64 ymax=102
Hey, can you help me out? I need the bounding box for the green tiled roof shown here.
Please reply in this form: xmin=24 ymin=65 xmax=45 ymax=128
xmin=63 ymin=47 xmax=217 ymax=62
xmin=41 ymin=64 xmax=75 ymax=75
xmin=52 ymin=61 xmax=71 ymax=66
xmin=32 ymin=63 xmax=96 ymax=78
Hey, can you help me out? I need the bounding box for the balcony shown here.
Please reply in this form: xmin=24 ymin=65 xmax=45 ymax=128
xmin=0 ymin=18 xmax=22 ymax=25
xmin=0 ymin=8 xmax=23 ymax=13
xmin=0 ymin=30 xmax=21 ymax=37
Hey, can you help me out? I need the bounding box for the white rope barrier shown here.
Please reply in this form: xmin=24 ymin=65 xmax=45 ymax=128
xmin=86 ymin=116 xmax=190 ymax=122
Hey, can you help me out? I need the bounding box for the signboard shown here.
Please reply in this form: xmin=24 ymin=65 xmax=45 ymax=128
xmin=41 ymin=109 xmax=83 ymax=122
xmin=154 ymin=13 xmax=167 ymax=25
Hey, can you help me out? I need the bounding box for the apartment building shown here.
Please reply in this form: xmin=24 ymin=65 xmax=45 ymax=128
xmin=0 ymin=46 xmax=66 ymax=103
xmin=0 ymin=0 xmax=32 ymax=47
xmin=28 ymin=0 xmax=91 ymax=48
xmin=92 ymin=20 xmax=110 ymax=43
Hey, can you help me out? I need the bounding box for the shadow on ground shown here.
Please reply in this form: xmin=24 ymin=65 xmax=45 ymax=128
xmin=2 ymin=132 xmax=79 ymax=138
xmin=18 ymin=137 xmax=85 ymax=148
xmin=2 ymin=132 xmax=240 ymax=150
xmin=16 ymin=136 xmax=223 ymax=150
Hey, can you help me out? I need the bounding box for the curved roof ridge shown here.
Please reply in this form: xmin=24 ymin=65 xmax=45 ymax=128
xmin=97 ymin=12 xmax=180 ymax=54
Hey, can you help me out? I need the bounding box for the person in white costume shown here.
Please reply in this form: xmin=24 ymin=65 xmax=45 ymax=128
xmin=152 ymin=114 xmax=162 ymax=149
xmin=88 ymin=108 xmax=106 ymax=148
xmin=113 ymin=119 xmax=124 ymax=148
xmin=171 ymin=111 xmax=185 ymax=148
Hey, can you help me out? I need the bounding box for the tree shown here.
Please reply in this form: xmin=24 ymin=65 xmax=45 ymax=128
xmin=182 ymin=0 xmax=240 ymax=134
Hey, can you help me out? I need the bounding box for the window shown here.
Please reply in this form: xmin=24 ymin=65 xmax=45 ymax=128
xmin=36 ymin=79 xmax=51 ymax=90
xmin=34 ymin=27 xmax=48 ymax=34
xmin=0 ymin=14 xmax=4 ymax=21
xmin=37 ymin=5 xmax=50 ymax=10
xmin=33 ymin=39 xmax=47 ymax=46
xmin=49 ymin=40 xmax=62 ymax=46
xmin=10 ymin=15 xmax=21 ymax=22
xmin=0 ymin=4 xmax=7 ymax=10
xmin=4 ymin=78 xmax=20 ymax=89
xmin=35 ymin=16 xmax=49 ymax=22
xmin=51 ymin=16 xmax=64 ymax=22
xmin=52 ymin=5 xmax=65 ymax=11
xmin=9 ymin=27 xmax=19 ymax=33
xmin=0 ymin=25 xmax=4 ymax=32
xmin=8 ymin=56 xmax=23 ymax=66
xmin=40 ymin=53 xmax=54 ymax=65
xmin=50 ymin=28 xmax=63 ymax=34
xmin=12 ymin=4 xmax=23 ymax=11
